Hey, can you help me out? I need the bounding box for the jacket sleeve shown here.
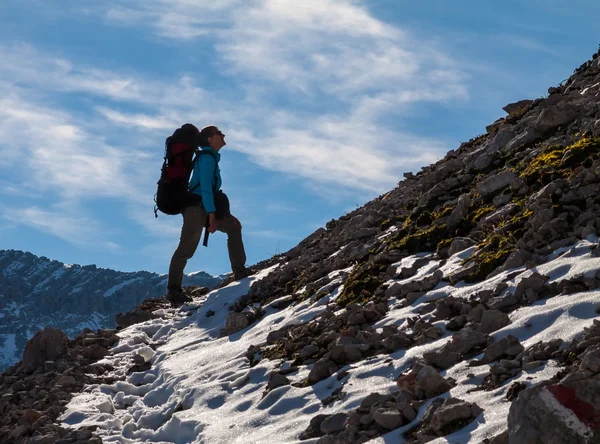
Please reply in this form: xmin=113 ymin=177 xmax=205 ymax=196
xmin=191 ymin=154 xmax=216 ymax=213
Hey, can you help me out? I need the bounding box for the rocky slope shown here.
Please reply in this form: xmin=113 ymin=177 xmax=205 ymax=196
xmin=0 ymin=250 xmax=222 ymax=372
xmin=2 ymin=48 xmax=600 ymax=443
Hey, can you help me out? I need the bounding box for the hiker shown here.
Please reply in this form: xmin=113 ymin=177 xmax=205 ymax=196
xmin=166 ymin=125 xmax=250 ymax=302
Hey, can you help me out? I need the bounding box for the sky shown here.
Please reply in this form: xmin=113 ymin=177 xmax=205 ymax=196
xmin=0 ymin=0 xmax=598 ymax=277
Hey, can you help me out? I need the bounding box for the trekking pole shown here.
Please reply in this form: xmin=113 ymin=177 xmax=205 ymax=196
xmin=202 ymin=215 xmax=210 ymax=247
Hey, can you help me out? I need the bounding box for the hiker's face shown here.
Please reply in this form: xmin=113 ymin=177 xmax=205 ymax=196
xmin=208 ymin=129 xmax=226 ymax=150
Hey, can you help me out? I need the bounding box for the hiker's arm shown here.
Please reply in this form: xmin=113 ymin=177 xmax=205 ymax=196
xmin=196 ymin=155 xmax=217 ymax=214
xmin=208 ymin=213 xmax=218 ymax=233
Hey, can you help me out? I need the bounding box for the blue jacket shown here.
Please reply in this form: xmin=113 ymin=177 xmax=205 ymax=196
xmin=189 ymin=146 xmax=222 ymax=213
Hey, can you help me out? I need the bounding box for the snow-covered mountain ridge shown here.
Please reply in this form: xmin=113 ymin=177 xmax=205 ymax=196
xmin=0 ymin=249 xmax=222 ymax=372
xmin=2 ymin=48 xmax=600 ymax=443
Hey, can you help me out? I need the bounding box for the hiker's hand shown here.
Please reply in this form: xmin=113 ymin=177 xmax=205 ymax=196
xmin=229 ymin=215 xmax=242 ymax=229
xmin=208 ymin=213 xmax=218 ymax=233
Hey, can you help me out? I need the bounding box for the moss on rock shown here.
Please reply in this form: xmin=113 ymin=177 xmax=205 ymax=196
xmin=337 ymin=262 xmax=386 ymax=308
xmin=519 ymin=135 xmax=600 ymax=185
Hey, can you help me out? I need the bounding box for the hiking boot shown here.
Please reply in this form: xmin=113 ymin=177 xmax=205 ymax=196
xmin=166 ymin=287 xmax=193 ymax=303
xmin=233 ymin=268 xmax=252 ymax=280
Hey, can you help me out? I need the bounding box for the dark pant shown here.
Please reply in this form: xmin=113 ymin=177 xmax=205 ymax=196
xmin=167 ymin=205 xmax=246 ymax=289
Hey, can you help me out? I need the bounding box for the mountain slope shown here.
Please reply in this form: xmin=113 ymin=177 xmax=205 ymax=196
xmin=2 ymin=48 xmax=600 ymax=443
xmin=0 ymin=250 xmax=222 ymax=372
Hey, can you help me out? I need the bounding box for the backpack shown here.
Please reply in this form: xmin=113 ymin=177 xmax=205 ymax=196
xmin=154 ymin=124 xmax=201 ymax=217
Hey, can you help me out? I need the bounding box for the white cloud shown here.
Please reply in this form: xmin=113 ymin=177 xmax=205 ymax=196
xmin=265 ymin=202 xmax=301 ymax=213
xmin=102 ymin=0 xmax=240 ymax=39
xmin=0 ymin=0 xmax=472 ymax=249
xmin=0 ymin=88 xmax=135 ymax=199
xmin=96 ymin=107 xmax=176 ymax=130
xmin=231 ymin=113 xmax=447 ymax=193
xmin=2 ymin=206 xmax=119 ymax=251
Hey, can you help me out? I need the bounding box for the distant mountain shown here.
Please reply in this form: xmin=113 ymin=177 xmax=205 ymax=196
xmin=0 ymin=249 xmax=223 ymax=372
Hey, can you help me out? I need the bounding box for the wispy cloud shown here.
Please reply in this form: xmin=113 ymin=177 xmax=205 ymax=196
xmin=0 ymin=87 xmax=135 ymax=199
xmin=100 ymin=0 xmax=239 ymax=39
xmin=0 ymin=0 xmax=471 ymax=249
xmin=2 ymin=206 xmax=119 ymax=251
xmin=239 ymin=119 xmax=446 ymax=193
xmin=493 ymin=34 xmax=557 ymax=56
xmin=265 ymin=202 xmax=301 ymax=213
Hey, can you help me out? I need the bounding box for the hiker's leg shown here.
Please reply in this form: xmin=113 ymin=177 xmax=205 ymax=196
xmin=167 ymin=206 xmax=207 ymax=289
xmin=218 ymin=215 xmax=247 ymax=274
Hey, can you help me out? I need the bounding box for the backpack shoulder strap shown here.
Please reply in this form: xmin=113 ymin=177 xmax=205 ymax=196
xmin=189 ymin=150 xmax=219 ymax=193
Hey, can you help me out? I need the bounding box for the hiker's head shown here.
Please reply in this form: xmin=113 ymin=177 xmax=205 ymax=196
xmin=199 ymin=125 xmax=226 ymax=151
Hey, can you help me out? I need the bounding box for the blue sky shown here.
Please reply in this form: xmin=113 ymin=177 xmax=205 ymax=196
xmin=0 ymin=0 xmax=597 ymax=277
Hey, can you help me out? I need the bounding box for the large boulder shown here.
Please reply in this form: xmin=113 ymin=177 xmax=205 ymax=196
xmin=508 ymin=375 xmax=600 ymax=443
xmin=22 ymin=328 xmax=68 ymax=374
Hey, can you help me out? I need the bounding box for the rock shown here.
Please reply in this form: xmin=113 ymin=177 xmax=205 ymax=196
xmin=447 ymin=237 xmax=476 ymax=257
xmin=479 ymin=310 xmax=511 ymax=334
xmin=496 ymin=249 xmax=533 ymax=274
xmin=447 ymin=328 xmax=489 ymax=355
xmin=423 ymin=348 xmax=462 ymax=369
xmin=115 ymin=308 xmax=155 ymax=329
xmin=398 ymin=401 xmax=417 ymax=422
xmin=22 ymin=328 xmax=69 ymax=374
xmin=415 ymin=365 xmax=453 ymax=399
xmin=508 ymin=380 xmax=600 ymax=443
xmin=267 ymin=373 xmax=290 ymax=391
xmin=308 ymin=359 xmax=338 ymax=384
xmin=482 ymin=335 xmax=523 ymax=364
xmin=580 ymin=345 xmax=600 ymax=373
xmin=347 ymin=311 xmax=367 ymax=325
xmin=397 ymin=371 xmax=418 ymax=393
xmin=373 ymin=408 xmax=404 ymax=430
xmin=320 ymin=412 xmax=348 ymax=434
xmin=300 ymin=345 xmax=319 ymax=358
xmin=535 ymin=104 xmax=581 ymax=133
xmin=503 ymin=99 xmax=533 ymax=114
xmin=447 ymin=195 xmax=471 ymax=232
xmin=266 ymin=328 xmax=288 ymax=345
xmin=22 ymin=409 xmax=43 ymax=424
xmin=382 ymin=333 xmax=412 ymax=352
xmin=447 ymin=315 xmax=467 ymax=331
xmin=82 ymin=344 xmax=110 ymax=360
xmin=300 ymin=414 xmax=328 ymax=440
xmin=329 ymin=345 xmax=346 ymax=365
xmin=489 ymin=430 xmax=509 ymax=444
xmin=487 ymin=290 xmax=520 ymax=311
xmin=360 ymin=393 xmax=391 ymax=409
xmin=477 ymin=171 xmax=517 ymax=198
xmin=56 ymin=375 xmax=77 ymax=387
xmin=25 ymin=433 xmax=61 ymax=444
xmin=428 ymin=397 xmax=483 ymax=435
xmin=224 ymin=312 xmax=251 ymax=334
xmin=517 ymin=272 xmax=549 ymax=294
xmin=522 ymin=360 xmax=544 ymax=371
xmin=504 ymin=127 xmax=538 ymax=152
xmin=344 ymin=345 xmax=362 ymax=362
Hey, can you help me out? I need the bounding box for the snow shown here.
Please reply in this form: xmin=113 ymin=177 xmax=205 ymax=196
xmin=4 ymin=261 xmax=25 ymax=275
xmin=581 ymin=82 xmax=600 ymax=95
xmin=104 ymin=277 xmax=145 ymax=298
xmin=5 ymin=301 xmax=21 ymax=316
xmin=61 ymin=239 xmax=600 ymax=444
xmin=33 ymin=267 xmax=67 ymax=292
xmin=71 ymin=312 xmax=108 ymax=333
